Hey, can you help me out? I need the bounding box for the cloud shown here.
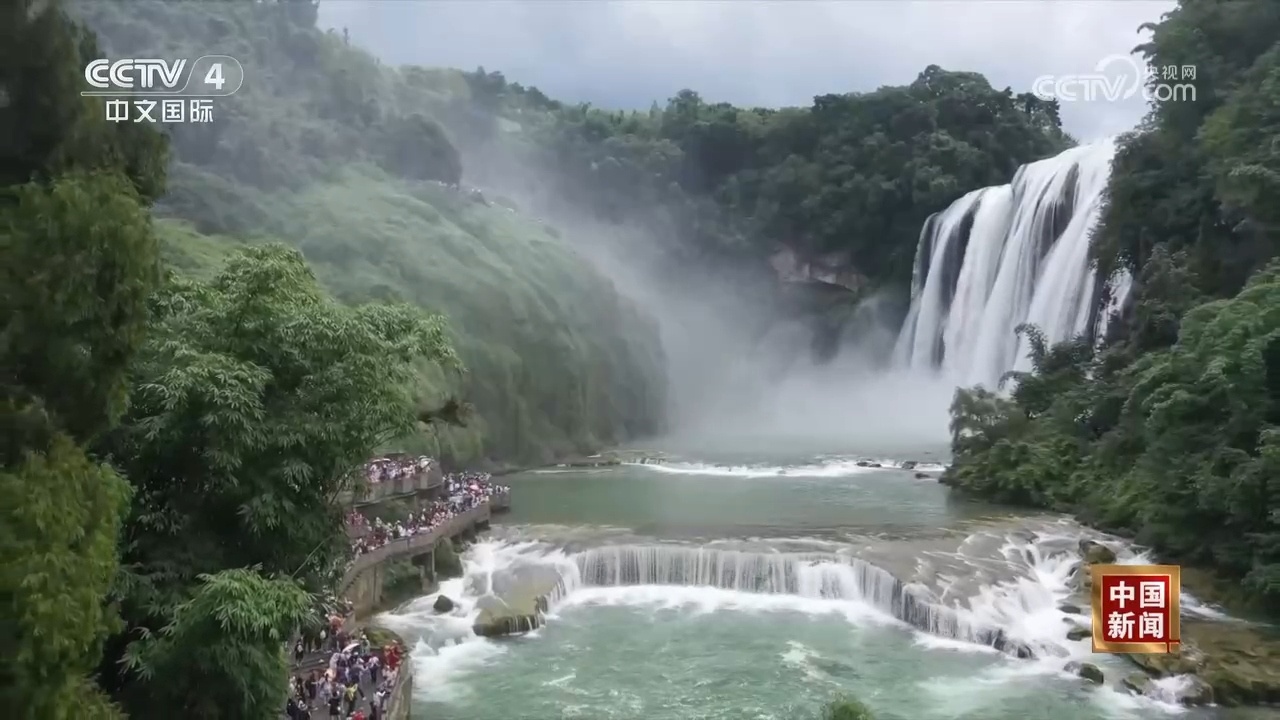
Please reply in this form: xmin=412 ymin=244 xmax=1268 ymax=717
xmin=319 ymin=0 xmax=1175 ymax=141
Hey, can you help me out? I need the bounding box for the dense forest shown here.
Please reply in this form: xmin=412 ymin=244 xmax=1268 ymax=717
xmin=946 ymin=0 xmax=1280 ymax=612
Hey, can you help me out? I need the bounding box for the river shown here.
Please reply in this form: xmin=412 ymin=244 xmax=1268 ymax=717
xmin=377 ymin=445 xmax=1258 ymax=720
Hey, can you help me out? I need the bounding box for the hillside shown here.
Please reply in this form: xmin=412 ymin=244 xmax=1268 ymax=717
xmin=76 ymin=0 xmax=667 ymax=466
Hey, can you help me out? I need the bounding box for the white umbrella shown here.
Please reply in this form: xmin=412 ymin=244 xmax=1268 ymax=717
xmin=342 ymin=642 xmax=360 ymax=654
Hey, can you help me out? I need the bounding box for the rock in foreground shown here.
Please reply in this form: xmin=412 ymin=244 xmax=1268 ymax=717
xmin=1077 ymin=539 xmax=1117 ymax=565
xmin=1065 ymin=661 xmax=1104 ymax=685
xmin=1125 ymin=619 xmax=1280 ymax=706
xmin=472 ymin=589 xmax=550 ymax=638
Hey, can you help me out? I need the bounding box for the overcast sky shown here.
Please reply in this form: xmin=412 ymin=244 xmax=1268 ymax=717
xmin=319 ymin=0 xmax=1175 ymax=142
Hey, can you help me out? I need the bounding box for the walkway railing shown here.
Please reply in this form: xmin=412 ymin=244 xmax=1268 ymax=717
xmin=491 ymin=489 xmax=511 ymax=512
xmin=337 ymin=460 xmax=444 ymax=506
xmin=339 ymin=503 xmax=491 ymax=592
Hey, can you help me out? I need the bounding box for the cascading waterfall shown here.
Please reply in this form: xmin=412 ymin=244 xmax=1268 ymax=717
xmin=459 ymin=543 xmax=1048 ymax=655
xmin=894 ymin=140 xmax=1131 ymax=389
xmin=571 ymin=545 xmax=1009 ymax=648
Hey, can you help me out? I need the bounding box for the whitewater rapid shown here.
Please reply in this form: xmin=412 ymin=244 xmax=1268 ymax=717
xmin=895 ymin=140 xmax=1131 ymax=389
xmin=378 ymin=511 xmax=1220 ymax=716
xmin=623 ymin=459 xmax=947 ymax=479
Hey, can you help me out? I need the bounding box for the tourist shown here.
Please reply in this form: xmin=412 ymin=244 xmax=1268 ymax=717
xmin=343 ymin=680 xmax=363 ymax=716
xmin=344 ymin=469 xmax=508 ymax=561
xmin=287 ymin=461 xmax=514 ymax=718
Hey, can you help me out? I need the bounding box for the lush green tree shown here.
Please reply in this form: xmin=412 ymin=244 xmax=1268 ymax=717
xmin=119 ymin=569 xmax=313 ymax=720
xmin=0 ymin=2 xmax=167 ymax=714
xmin=0 ymin=0 xmax=167 ymax=198
xmin=96 ymin=244 xmax=459 ymax=715
xmin=0 ymin=176 xmax=160 ymax=718
xmin=0 ymin=436 xmax=131 ymax=720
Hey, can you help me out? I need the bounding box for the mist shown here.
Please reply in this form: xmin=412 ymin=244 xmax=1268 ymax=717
xmin=455 ymin=148 xmax=958 ymax=454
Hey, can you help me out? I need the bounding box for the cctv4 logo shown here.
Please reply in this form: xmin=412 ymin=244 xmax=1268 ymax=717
xmin=84 ymin=58 xmax=227 ymax=92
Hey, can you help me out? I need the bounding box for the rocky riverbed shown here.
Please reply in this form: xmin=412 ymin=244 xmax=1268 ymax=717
xmin=1058 ymin=539 xmax=1280 ymax=707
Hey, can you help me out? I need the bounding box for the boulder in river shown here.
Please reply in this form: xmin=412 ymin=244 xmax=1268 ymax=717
xmin=472 ymin=591 xmax=545 ymax=638
xmin=914 ymin=472 xmax=930 ymax=479
xmin=1173 ymin=676 xmax=1216 ymax=706
xmin=900 ymin=461 xmax=917 ymax=470
xmin=1058 ymin=603 xmax=1082 ymax=615
xmin=433 ymin=595 xmax=455 ymax=613
xmin=435 ymin=541 xmax=464 ymax=579
xmin=1122 ymin=672 xmax=1152 ymax=695
xmin=1077 ymin=539 xmax=1117 ymax=565
xmin=1064 ymin=661 xmax=1105 ymax=685
xmin=991 ymin=631 xmax=1036 ymax=659
xmin=1125 ymin=619 xmax=1280 ymax=706
xmin=1066 ymin=626 xmax=1091 ymax=642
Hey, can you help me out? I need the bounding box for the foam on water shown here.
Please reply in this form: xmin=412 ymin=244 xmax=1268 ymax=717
xmin=379 ymin=524 xmax=1219 ymax=717
xmin=625 ymin=457 xmax=946 ymax=479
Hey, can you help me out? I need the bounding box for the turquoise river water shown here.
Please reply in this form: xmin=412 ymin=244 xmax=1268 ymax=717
xmin=377 ymin=446 xmax=1261 ymax=720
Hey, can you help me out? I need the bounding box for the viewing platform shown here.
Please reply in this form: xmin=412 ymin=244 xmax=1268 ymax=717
xmin=338 ymin=459 xmax=444 ymax=507
xmin=340 ymin=501 xmax=494 ymax=616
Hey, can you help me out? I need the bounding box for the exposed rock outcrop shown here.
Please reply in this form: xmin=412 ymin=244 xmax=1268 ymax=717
xmin=1124 ymin=620 xmax=1280 ymax=706
xmin=433 ymin=594 xmax=455 ymax=613
xmin=1122 ymin=672 xmax=1151 ymax=695
xmin=1077 ymin=539 xmax=1117 ymax=565
xmin=769 ymin=247 xmax=864 ymax=294
xmin=471 ymin=567 xmax=561 ymax=639
xmin=435 ymin=541 xmax=464 ymax=579
xmin=471 ymin=591 xmax=547 ymax=638
xmin=1066 ymin=626 xmax=1090 ymax=642
xmin=1065 ymin=661 xmax=1104 ymax=685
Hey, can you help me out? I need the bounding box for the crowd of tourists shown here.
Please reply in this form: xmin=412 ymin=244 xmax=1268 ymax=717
xmin=282 ymin=461 xmax=512 ymax=718
xmin=348 ymin=472 xmax=509 ymax=556
xmin=362 ymin=455 xmax=434 ymax=484
xmin=284 ymin=620 xmax=405 ymax=720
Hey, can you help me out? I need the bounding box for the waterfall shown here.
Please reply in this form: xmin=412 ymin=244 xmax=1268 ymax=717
xmin=893 ymin=140 xmax=1130 ymax=389
xmin=565 ymin=545 xmax=1015 ymax=651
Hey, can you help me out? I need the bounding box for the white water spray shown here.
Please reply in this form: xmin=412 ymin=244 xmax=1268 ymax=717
xmin=895 ymin=140 xmax=1131 ymax=388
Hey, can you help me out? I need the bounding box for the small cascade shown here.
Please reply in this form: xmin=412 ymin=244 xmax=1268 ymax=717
xmin=894 ymin=140 xmax=1131 ymax=389
xmin=387 ymin=527 xmax=1217 ymax=664
xmin=567 ymin=545 xmax=1013 ymax=651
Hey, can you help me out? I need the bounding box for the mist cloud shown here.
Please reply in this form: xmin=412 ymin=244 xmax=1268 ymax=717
xmin=320 ymin=0 xmax=1174 ymax=141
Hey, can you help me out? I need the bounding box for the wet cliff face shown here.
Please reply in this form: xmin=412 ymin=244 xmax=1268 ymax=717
xmin=769 ymin=247 xmax=866 ymax=295
xmin=761 ymin=247 xmax=903 ymax=366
